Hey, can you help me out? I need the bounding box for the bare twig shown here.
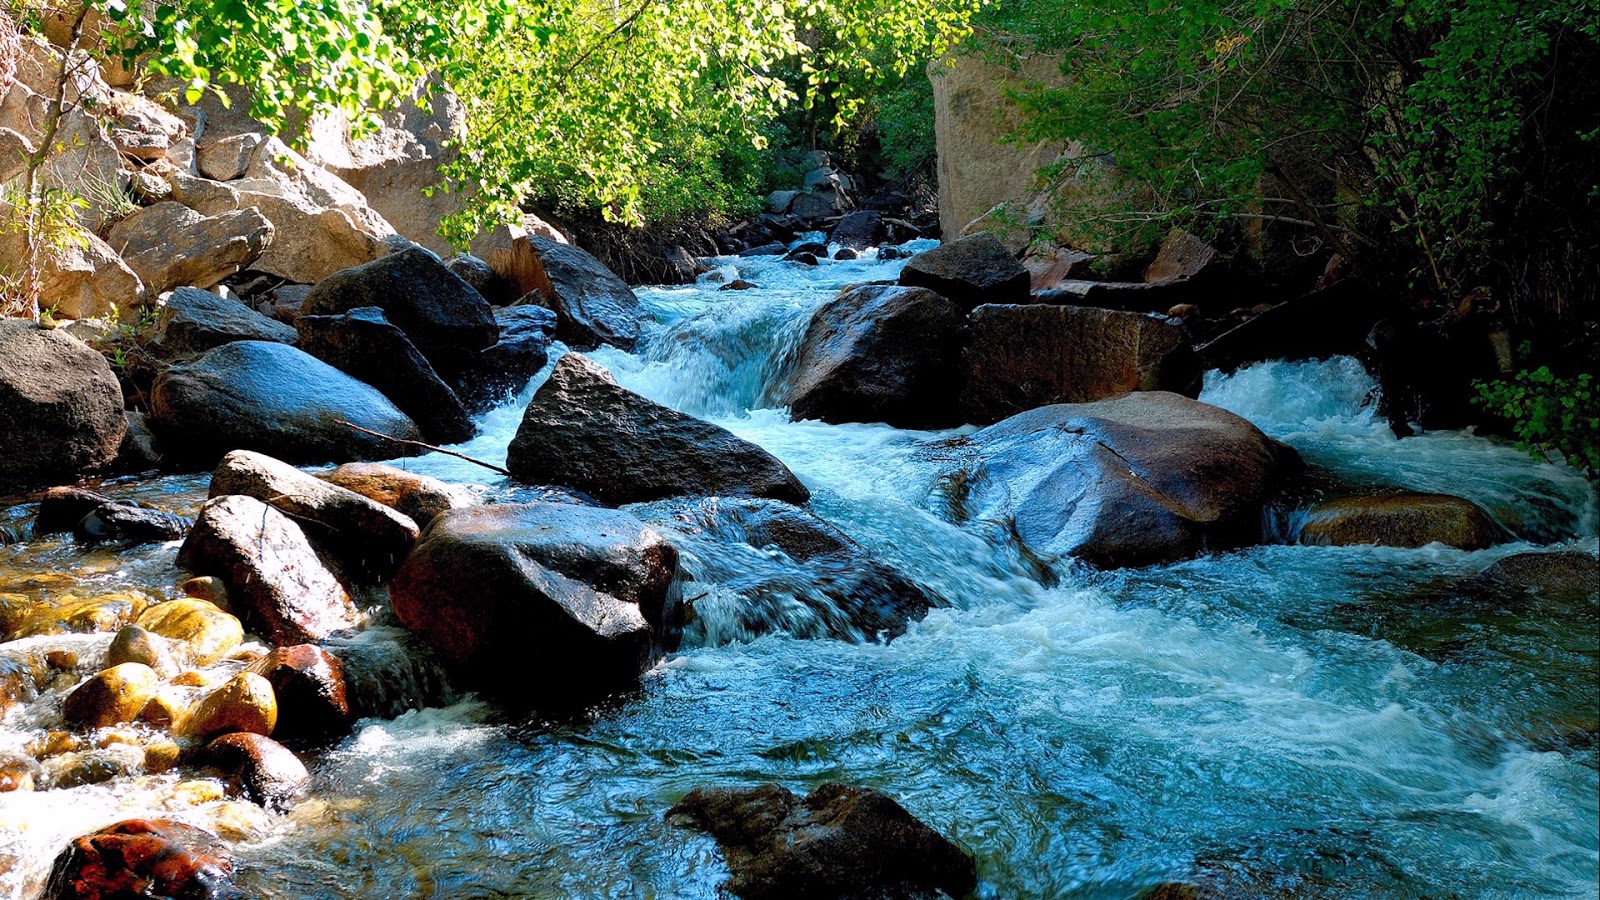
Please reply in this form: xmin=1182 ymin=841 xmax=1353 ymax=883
xmin=335 ymin=420 xmax=512 ymax=477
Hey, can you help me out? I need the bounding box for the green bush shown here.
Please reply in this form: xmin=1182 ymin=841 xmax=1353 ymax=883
xmin=1474 ymin=368 xmax=1600 ymax=474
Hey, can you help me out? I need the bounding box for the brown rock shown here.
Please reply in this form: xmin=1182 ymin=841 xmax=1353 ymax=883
xmin=62 ymin=663 xmax=161 ymax=729
xmin=180 ymin=671 xmax=277 ymax=740
xmin=1475 ymin=551 xmax=1599 ymax=602
xmin=1297 ymin=493 xmax=1502 ymax=550
xmin=106 ymin=625 xmax=182 ymax=679
xmin=0 ymin=751 xmax=40 ymax=791
xmin=106 ymin=203 xmax=274 ymax=295
xmin=34 ymin=486 xmax=117 ymax=534
xmin=135 ymin=599 xmax=244 ymax=666
xmin=247 ymin=644 xmax=350 ymax=740
xmin=9 ymin=593 xmax=153 ymax=641
xmin=320 ymin=462 xmax=478 ymax=527
xmin=44 ymin=819 xmax=239 ymax=900
xmin=204 ymin=733 xmax=309 ymax=808
xmin=179 ymin=576 xmax=231 ymax=612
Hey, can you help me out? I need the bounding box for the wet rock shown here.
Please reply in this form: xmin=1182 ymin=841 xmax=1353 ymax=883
xmin=0 ymin=751 xmax=39 ymax=791
xmin=829 ymin=211 xmax=886 ymax=250
xmin=945 ymin=392 xmax=1302 ymax=568
xmin=1296 ymin=493 xmax=1502 ymax=550
xmin=204 ymin=733 xmax=309 ymax=808
xmin=9 ymin=593 xmax=153 ymax=641
xmin=0 ymin=320 xmax=126 ymax=489
xmin=150 ymin=340 xmax=424 ymax=465
xmin=320 ymin=462 xmax=479 ymax=528
xmin=43 ymin=744 xmax=146 ymax=788
xmin=784 ymin=284 xmax=966 ymax=429
xmin=209 ymin=450 xmax=421 ymax=580
xmin=1023 ymin=245 xmax=1096 ymax=292
xmin=390 ymin=502 xmax=681 ymax=706
xmin=295 ymin=306 xmax=475 ymax=445
xmin=177 ymin=495 xmax=359 ymax=645
xmin=786 ymin=242 xmax=828 ymax=261
xmin=34 ymin=486 xmax=117 ymax=534
xmin=668 ymin=782 xmax=976 ymax=900
xmin=789 ymin=251 xmax=820 ymax=267
xmin=739 ymin=241 xmax=788 ymax=258
xmin=833 ymin=248 xmax=859 ymax=261
xmin=180 ymin=671 xmax=277 ymax=740
xmin=153 ymin=286 xmax=300 ymax=358
xmin=115 ymin=411 xmax=163 ymax=472
xmin=62 ymin=663 xmax=161 ymax=729
xmin=452 ymin=305 xmax=554 ymax=411
xmin=44 ymin=819 xmax=240 ymax=900
xmin=507 ymin=354 xmax=808 ymax=505
xmin=632 ymin=497 xmax=938 ymax=642
xmin=106 ymin=626 xmax=182 ymax=679
xmin=179 ymin=576 xmax=231 ymax=611
xmin=446 ymin=253 xmax=518 ymax=305
xmin=247 ymin=644 xmax=350 ymax=740
xmin=898 ymin=231 xmax=1028 ymax=310
xmin=530 ymin=236 xmax=643 ymax=351
xmin=1475 ymin=551 xmax=1599 ymax=603
xmin=135 ymin=599 xmax=245 ymax=666
xmin=72 ymin=503 xmax=191 ymax=545
xmin=960 ymin=304 xmax=1202 ymax=426
xmin=321 ymin=628 xmax=455 ymax=720
xmin=719 ymin=279 xmax=758 ymax=291
xmin=106 ymin=203 xmax=274 ymax=296
xmin=302 ymin=246 xmax=499 ymax=379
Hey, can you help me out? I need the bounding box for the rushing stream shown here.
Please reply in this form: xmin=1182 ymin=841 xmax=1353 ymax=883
xmin=2 ymin=244 xmax=1597 ymax=898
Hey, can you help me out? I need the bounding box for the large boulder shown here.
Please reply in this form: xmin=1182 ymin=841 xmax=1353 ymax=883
xmin=784 ymin=285 xmax=966 ymax=429
xmin=246 ymin=644 xmax=350 ymax=740
xmin=296 ymin=307 xmax=475 ymax=445
xmin=529 ymin=237 xmax=643 ymax=350
xmin=203 ymin=733 xmax=309 ymax=808
xmin=960 ymin=304 xmax=1202 ymax=426
xmin=1474 ymin=551 xmax=1599 ymax=603
xmin=153 ymin=286 xmax=300 ymax=358
xmin=106 ymin=90 xmax=188 ymax=161
xmin=452 ymin=304 xmax=554 ymax=411
xmin=135 ymin=599 xmax=244 ymax=667
xmin=1295 ymin=493 xmax=1502 ymax=550
xmin=0 ymin=224 xmax=144 ymax=320
xmin=227 ymin=136 xmax=397 ymax=283
xmin=44 ymin=820 xmax=240 ymax=900
xmin=631 ymin=497 xmax=939 ymax=642
xmin=301 ymin=247 xmax=498 ymax=378
xmin=669 ymin=783 xmax=976 ymax=900
xmin=178 ymin=671 xmax=277 ymax=740
xmin=389 ymin=503 xmax=682 ymax=706
xmin=320 ymin=463 xmax=479 ymax=528
xmin=898 ymin=232 xmax=1028 ymax=310
xmin=506 ymin=354 xmax=808 ymax=505
xmin=106 ymin=203 xmax=273 ymax=295
xmin=0 ymin=321 xmax=126 ymax=489
xmin=944 ymin=392 xmax=1301 ymax=568
xmin=208 ymin=450 xmax=421 ymax=581
xmin=177 ymin=494 xmax=361 ymax=645
xmin=828 ymin=211 xmax=886 ymax=250
xmin=150 ymin=341 xmax=424 ymax=465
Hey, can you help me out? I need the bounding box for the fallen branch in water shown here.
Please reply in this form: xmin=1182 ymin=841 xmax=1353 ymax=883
xmin=335 ymin=420 xmax=512 ymax=477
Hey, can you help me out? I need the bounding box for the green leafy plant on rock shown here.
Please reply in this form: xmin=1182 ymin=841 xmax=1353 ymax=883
xmin=1474 ymin=368 xmax=1600 ymax=474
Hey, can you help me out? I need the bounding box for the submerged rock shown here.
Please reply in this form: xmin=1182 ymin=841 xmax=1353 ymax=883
xmin=784 ymin=285 xmax=966 ymax=429
xmin=897 ymin=231 xmax=1028 ymax=310
xmin=1474 ymin=551 xmax=1599 ymax=603
xmin=321 ymin=629 xmax=455 ymax=720
xmin=1296 ymin=492 xmax=1502 ymax=550
xmin=668 ymin=782 xmax=976 ymax=900
xmin=390 ymin=502 xmax=682 ymax=707
xmin=529 ymin=236 xmax=642 ymax=350
xmin=204 ymin=733 xmax=309 ymax=808
xmin=0 ymin=320 xmax=126 ymax=489
xmin=44 ymin=819 xmax=240 ymax=900
xmin=507 ymin=354 xmax=808 ymax=505
xmin=944 ymin=392 xmax=1301 ymax=568
xmin=177 ymin=494 xmax=360 ymax=645
xmin=452 ymin=304 xmax=553 ymax=411
xmin=150 ymin=340 xmax=424 ymax=465
xmin=34 ymin=486 xmax=118 ymax=534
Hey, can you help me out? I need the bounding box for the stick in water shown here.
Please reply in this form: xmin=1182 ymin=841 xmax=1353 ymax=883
xmin=335 ymin=420 xmax=513 ymax=477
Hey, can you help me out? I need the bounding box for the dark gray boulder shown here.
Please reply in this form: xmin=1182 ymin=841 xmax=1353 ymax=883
xmin=154 ymin=287 xmax=299 ymax=358
xmin=452 ymin=304 xmax=554 ymax=411
xmin=296 ymin=306 xmax=475 ymax=445
xmin=301 ymin=247 xmax=498 ymax=377
xmin=0 ymin=320 xmax=126 ymax=489
xmin=73 ymin=503 xmax=191 ymax=545
xmin=898 ymin=231 xmax=1028 ymax=310
xmin=149 ymin=341 xmax=424 ymax=465
xmin=389 ymin=502 xmax=682 ymax=706
xmin=507 ymin=354 xmax=808 ymax=505
xmin=531 ymin=236 xmax=642 ymax=351
xmin=828 ymin=210 xmax=885 ymax=250
xmin=784 ymin=284 xmax=966 ymax=429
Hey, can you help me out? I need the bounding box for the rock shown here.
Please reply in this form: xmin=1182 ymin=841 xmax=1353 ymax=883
xmin=1145 ymin=229 xmax=1218 ymax=283
xmin=62 ymin=664 xmax=161 ymax=729
xmin=230 ymin=136 xmax=397 ymax=283
xmin=8 ymin=593 xmax=152 ymax=641
xmin=44 ymin=820 xmax=240 ymax=900
xmin=177 ymin=495 xmax=360 ymax=645
xmin=0 ymin=752 xmax=40 ymax=791
xmin=150 ymin=341 xmax=424 ymax=465
xmin=268 ymin=283 xmax=313 ymax=325
xmin=828 ymin=211 xmax=885 ymax=250
xmin=739 ymin=241 xmax=788 ymax=258
xmin=945 ymin=392 xmax=1301 ymax=568
xmin=210 ymin=449 xmax=420 ymax=581
xmin=0 ymin=225 xmax=144 ymax=320
xmin=322 ymin=629 xmax=455 ymax=720
xmin=668 ymin=783 xmax=976 ymax=900
xmin=34 ymin=487 xmax=118 ymax=534
xmin=784 ymin=285 xmax=966 ymax=429
xmin=790 ymin=190 xmax=847 ymax=220
xmin=106 ymin=626 xmax=182 ymax=679
xmin=1296 ymin=493 xmax=1502 ymax=550
xmin=153 ymin=286 xmax=300 ymax=358
xmin=389 ymin=502 xmax=681 ymax=705
xmin=467 ymin=214 xmax=570 ymax=298
xmin=179 ymin=576 xmax=231 ymax=611
xmin=1023 ymin=245 xmax=1096 ymax=292
xmin=446 ymin=254 xmax=518 ymax=305
xmin=73 ymin=503 xmax=191 ymax=545
xmin=301 ymin=247 xmax=498 ymax=378
xmin=204 ymin=733 xmax=309 ymax=808
xmin=246 ymin=644 xmax=350 ymax=740
xmin=1033 ymin=279 xmax=1194 ymax=313
xmin=107 ymin=204 xmax=274 ymax=296
xmin=1475 ymin=551 xmax=1599 ymax=603
xmin=115 ymin=410 xmax=163 ymax=472
xmin=960 ymin=304 xmax=1202 ymax=426
xmin=179 ymin=671 xmax=278 ymax=740
xmin=320 ymin=463 xmax=479 ymax=528
xmin=766 ymin=190 xmax=798 ymax=214
xmin=833 ymin=249 xmax=859 ymax=261
xmin=197 ymin=132 xmax=265 ymax=181
xmin=898 ymin=232 xmax=1028 ymax=310
xmin=451 ymin=304 xmax=555 ymax=410
xmin=789 ymin=252 xmax=820 ymax=266
xmin=0 ymin=320 xmax=126 ymax=488
xmin=135 ymin=599 xmax=244 ymax=666
xmin=168 ymin=171 xmax=242 ymax=216
xmin=507 ymin=354 xmax=808 ymax=505
xmin=720 ymin=279 xmax=758 ymax=291
xmin=632 ymin=498 xmax=939 ymax=642
xmin=529 ymin=237 xmax=643 ymax=351
xmin=786 ymin=242 xmax=828 ymax=261
xmin=296 ymin=306 xmax=475 ymax=444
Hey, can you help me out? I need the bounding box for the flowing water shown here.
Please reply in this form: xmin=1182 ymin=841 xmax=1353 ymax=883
xmin=2 ymin=245 xmax=1597 ymax=898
